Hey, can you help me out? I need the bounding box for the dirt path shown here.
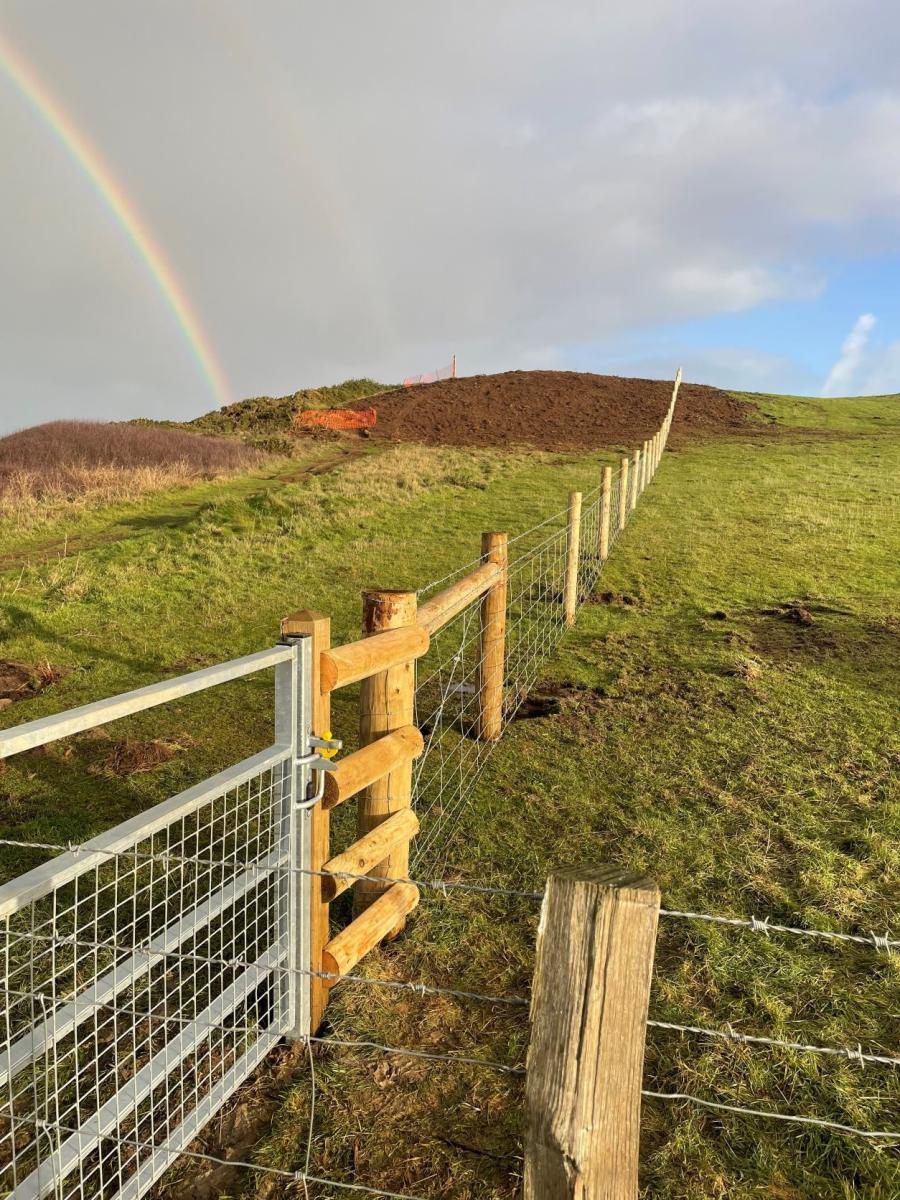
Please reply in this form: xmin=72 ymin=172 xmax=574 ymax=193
xmin=0 ymin=445 xmax=370 ymax=571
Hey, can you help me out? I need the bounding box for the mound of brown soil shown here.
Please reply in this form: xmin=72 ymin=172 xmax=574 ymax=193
xmin=352 ymin=370 xmax=755 ymax=450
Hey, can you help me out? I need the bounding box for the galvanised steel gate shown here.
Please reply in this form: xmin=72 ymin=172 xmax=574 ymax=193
xmin=0 ymin=639 xmax=319 ymax=1199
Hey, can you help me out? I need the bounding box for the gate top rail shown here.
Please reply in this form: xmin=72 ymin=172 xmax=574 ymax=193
xmin=0 ymin=645 xmax=294 ymax=759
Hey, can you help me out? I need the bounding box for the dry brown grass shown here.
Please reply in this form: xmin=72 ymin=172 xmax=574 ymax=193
xmin=0 ymin=420 xmax=261 ymax=523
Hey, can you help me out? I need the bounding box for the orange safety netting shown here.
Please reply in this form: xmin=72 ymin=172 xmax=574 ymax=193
xmin=295 ymin=407 xmax=377 ymax=430
xmin=403 ymin=357 xmax=456 ymax=387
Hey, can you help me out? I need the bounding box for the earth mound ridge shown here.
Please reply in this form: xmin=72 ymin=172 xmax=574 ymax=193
xmin=350 ymin=370 xmax=754 ymax=449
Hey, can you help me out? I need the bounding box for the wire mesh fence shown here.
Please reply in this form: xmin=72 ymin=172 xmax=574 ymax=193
xmin=412 ymin=466 xmax=628 ymax=870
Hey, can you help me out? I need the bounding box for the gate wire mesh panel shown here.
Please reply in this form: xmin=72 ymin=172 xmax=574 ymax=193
xmin=412 ymin=469 xmax=628 ymax=870
xmin=0 ymin=752 xmax=292 ymax=1200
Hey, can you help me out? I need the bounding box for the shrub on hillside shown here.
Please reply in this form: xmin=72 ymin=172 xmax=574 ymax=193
xmin=0 ymin=419 xmax=258 ymax=506
xmin=189 ymin=379 xmax=387 ymax=438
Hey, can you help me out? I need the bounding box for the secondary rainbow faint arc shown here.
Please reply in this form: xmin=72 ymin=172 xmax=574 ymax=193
xmin=0 ymin=30 xmax=230 ymax=407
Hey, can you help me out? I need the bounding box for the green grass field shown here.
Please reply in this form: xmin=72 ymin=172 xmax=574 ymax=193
xmin=0 ymin=390 xmax=897 ymax=1199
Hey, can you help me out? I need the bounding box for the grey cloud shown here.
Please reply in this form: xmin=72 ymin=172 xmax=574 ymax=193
xmin=2 ymin=1 xmax=900 ymax=431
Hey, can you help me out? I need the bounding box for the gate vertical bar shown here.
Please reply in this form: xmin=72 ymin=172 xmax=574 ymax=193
xmin=280 ymin=635 xmax=315 ymax=1041
xmin=274 ymin=649 xmax=295 ymax=1035
xmin=282 ymin=610 xmax=332 ymax=1032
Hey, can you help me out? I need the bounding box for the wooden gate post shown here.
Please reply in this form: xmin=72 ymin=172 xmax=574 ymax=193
xmin=280 ymin=609 xmax=331 ymax=1032
xmin=525 ymin=866 xmax=660 ymax=1200
xmin=598 ymin=466 xmax=612 ymax=561
xmin=563 ymin=491 xmax=582 ymax=626
xmin=477 ymin=531 xmax=508 ymax=741
xmin=618 ymin=457 xmax=629 ymax=532
xmin=356 ymin=589 xmax=417 ymax=921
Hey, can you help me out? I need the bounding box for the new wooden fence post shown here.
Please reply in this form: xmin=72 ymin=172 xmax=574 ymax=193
xmin=629 ymin=450 xmax=640 ymax=512
xmin=598 ymin=466 xmax=612 ymax=561
xmin=477 ymin=531 xmax=508 ymax=741
xmin=563 ymin=491 xmax=582 ymax=626
xmin=618 ymin=457 xmax=629 ymax=532
xmin=525 ymin=866 xmax=660 ymax=1200
xmin=280 ymin=609 xmax=331 ymax=1033
xmin=356 ymin=589 xmax=417 ymax=922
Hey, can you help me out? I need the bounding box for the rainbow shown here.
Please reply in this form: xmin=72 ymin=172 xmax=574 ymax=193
xmin=0 ymin=29 xmax=230 ymax=407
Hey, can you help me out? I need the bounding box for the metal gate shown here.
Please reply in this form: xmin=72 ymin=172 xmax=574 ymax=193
xmin=0 ymin=640 xmax=317 ymax=1199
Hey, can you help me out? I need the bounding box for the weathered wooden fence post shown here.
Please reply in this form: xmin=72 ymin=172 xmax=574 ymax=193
xmin=598 ymin=466 xmax=612 ymax=561
xmin=355 ymin=589 xmax=417 ymax=922
xmin=280 ymin=609 xmax=332 ymax=1032
xmin=563 ymin=491 xmax=582 ymax=625
xmin=618 ymin=457 xmax=629 ymax=531
xmin=477 ymin=531 xmax=508 ymax=740
xmin=525 ymin=865 xmax=660 ymax=1200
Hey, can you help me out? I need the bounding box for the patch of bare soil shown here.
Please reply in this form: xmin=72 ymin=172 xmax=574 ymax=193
xmin=153 ymin=1044 xmax=307 ymax=1200
xmin=513 ymin=680 xmax=607 ymax=722
xmin=0 ymin=660 xmax=67 ymax=710
xmin=749 ymin=603 xmax=899 ymax=670
xmin=91 ymin=735 xmax=193 ymax=777
xmin=589 ymin=590 xmax=640 ymax=607
xmin=349 ymin=370 xmax=757 ymax=450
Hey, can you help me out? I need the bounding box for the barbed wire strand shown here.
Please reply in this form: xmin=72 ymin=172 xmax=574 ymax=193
xmin=0 ymin=837 xmax=545 ymax=901
xmin=648 ymin=1019 xmax=900 ymax=1068
xmin=0 ymin=920 xmax=532 ymax=1008
xmin=659 ymin=908 xmax=900 ymax=953
xmin=308 ymin=1036 xmax=525 ymax=1075
xmin=642 ymin=1089 xmax=900 ymax=1142
xmin=16 ymin=1115 xmax=431 ymax=1199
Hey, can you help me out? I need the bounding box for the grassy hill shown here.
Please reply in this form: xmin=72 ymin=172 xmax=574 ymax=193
xmin=0 ymin=384 xmax=896 ymax=1198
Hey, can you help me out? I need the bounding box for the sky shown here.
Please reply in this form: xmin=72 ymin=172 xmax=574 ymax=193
xmin=1 ymin=1 xmax=899 ymax=434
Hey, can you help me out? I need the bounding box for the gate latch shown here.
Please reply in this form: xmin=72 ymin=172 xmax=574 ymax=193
xmin=310 ymin=733 xmax=343 ymax=756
